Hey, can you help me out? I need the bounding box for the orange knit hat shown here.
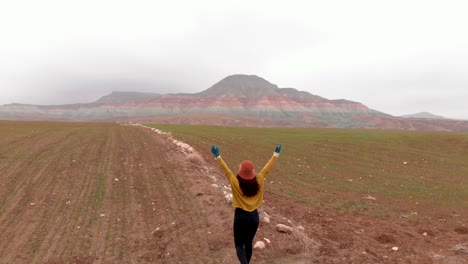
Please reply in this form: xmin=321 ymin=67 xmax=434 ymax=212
xmin=238 ymin=160 xmax=256 ymax=180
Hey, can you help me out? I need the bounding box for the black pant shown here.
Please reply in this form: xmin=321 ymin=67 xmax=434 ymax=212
xmin=233 ymin=208 xmax=259 ymax=264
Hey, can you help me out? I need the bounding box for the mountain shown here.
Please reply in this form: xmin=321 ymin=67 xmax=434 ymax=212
xmin=197 ymin=74 xmax=280 ymax=97
xmin=1 ymin=74 xmax=468 ymax=131
xmin=94 ymin=91 xmax=161 ymax=105
xmin=401 ymin=112 xmax=448 ymax=120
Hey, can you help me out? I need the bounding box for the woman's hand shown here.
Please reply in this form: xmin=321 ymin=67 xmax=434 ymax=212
xmin=211 ymin=145 xmax=220 ymax=158
xmin=275 ymin=144 xmax=282 ymax=154
xmin=274 ymin=144 xmax=282 ymax=156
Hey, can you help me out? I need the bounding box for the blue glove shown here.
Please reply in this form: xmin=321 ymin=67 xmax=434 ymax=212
xmin=211 ymin=145 xmax=220 ymax=157
xmin=274 ymin=144 xmax=282 ymax=154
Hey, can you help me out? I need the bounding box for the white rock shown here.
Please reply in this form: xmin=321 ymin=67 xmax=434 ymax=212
xmin=181 ymin=143 xmax=190 ymax=149
xmin=254 ymin=241 xmax=265 ymax=249
xmin=263 ymin=238 xmax=271 ymax=244
xmin=392 ymin=246 xmax=399 ymax=251
xmin=276 ymin=224 xmax=293 ymax=234
xmin=403 ymin=162 xmax=408 ymax=165
xmin=298 ymin=225 xmax=305 ymax=232
xmin=423 ymin=232 xmax=427 ymax=236
xmin=114 ymin=178 xmax=119 ymax=181
xmin=262 ymin=216 xmax=270 ymax=224
xmin=152 ymin=227 xmax=164 ymax=238
xmin=211 ymin=184 xmax=219 ymax=188
xmin=225 ymin=194 xmax=233 ymax=203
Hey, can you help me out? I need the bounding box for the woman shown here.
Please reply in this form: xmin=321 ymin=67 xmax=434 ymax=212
xmin=211 ymin=144 xmax=282 ymax=264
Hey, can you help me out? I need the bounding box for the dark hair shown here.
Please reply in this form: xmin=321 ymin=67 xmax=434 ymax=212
xmin=237 ymin=175 xmax=260 ymax=197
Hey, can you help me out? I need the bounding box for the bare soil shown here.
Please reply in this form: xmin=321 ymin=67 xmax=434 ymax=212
xmin=0 ymin=121 xmax=466 ymax=263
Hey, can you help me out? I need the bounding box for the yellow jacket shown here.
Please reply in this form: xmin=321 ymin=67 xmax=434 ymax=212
xmin=216 ymin=154 xmax=279 ymax=212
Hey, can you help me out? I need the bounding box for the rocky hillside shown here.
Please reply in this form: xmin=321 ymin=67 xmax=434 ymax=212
xmin=1 ymin=74 xmax=468 ymax=131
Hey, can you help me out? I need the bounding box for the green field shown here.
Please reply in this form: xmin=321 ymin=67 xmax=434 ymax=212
xmin=150 ymin=124 xmax=468 ymax=221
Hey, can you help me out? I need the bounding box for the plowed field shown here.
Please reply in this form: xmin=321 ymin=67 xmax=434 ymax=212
xmin=0 ymin=121 xmax=236 ymax=263
xmin=1 ymin=121 xmax=467 ymax=264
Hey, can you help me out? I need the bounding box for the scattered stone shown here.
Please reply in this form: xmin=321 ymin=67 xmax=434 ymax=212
xmin=30 ymin=203 xmax=35 ymax=206
xmin=276 ymin=224 xmax=293 ymax=234
xmin=392 ymin=246 xmax=399 ymax=251
xmin=225 ymin=194 xmax=233 ymax=203
xmin=262 ymin=216 xmax=270 ymax=224
xmin=363 ymin=195 xmax=377 ymax=200
xmin=423 ymin=232 xmax=428 ymax=237
xmin=152 ymin=227 xmax=164 ymax=238
xmin=298 ymin=226 xmax=305 ymax=232
xmin=452 ymin=243 xmax=468 ymax=254
xmin=403 ymin=161 xmax=408 ymax=165
xmin=76 ymin=226 xmax=80 ymax=229
xmin=354 ymin=229 xmax=365 ymax=234
xmin=211 ymin=184 xmax=219 ymax=188
xmin=254 ymin=241 xmax=265 ymax=249
xmin=100 ymin=214 xmax=105 ymax=217
xmin=114 ymin=178 xmax=119 ymax=181
xmin=263 ymin=238 xmax=271 ymax=244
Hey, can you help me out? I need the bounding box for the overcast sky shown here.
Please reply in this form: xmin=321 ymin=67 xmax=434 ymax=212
xmin=1 ymin=0 xmax=467 ymax=119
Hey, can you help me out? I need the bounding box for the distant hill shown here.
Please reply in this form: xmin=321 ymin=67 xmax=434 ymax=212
xmin=95 ymin=91 xmax=161 ymax=105
xmin=197 ymin=74 xmax=279 ymax=97
xmin=1 ymin=74 xmax=468 ymax=131
xmin=401 ymin=112 xmax=448 ymax=120
xmin=197 ymin=74 xmax=325 ymax=99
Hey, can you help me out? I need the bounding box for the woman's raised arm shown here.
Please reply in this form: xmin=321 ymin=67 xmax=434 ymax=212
xmin=258 ymin=144 xmax=282 ymax=180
